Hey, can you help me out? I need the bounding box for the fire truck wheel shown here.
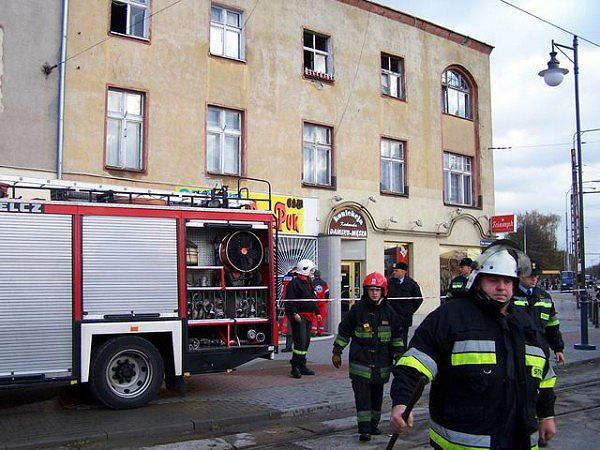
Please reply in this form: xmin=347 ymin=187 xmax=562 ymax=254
xmin=89 ymin=336 xmax=164 ymax=409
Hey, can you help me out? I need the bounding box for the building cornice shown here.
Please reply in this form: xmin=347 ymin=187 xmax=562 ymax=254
xmin=337 ymin=0 xmax=494 ymax=55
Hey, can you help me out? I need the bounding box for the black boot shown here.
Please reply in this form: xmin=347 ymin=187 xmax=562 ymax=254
xmin=299 ymin=362 xmax=315 ymax=375
xmin=359 ymin=433 xmax=371 ymax=441
xmin=291 ymin=362 xmax=302 ymax=379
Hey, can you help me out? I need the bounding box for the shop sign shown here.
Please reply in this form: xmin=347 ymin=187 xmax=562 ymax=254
xmin=490 ymin=214 xmax=516 ymax=233
xmin=328 ymin=208 xmax=367 ymax=238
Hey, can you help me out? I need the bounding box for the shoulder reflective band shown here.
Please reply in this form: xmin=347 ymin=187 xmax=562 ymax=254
xmin=451 ymin=340 xmax=497 ymax=366
xmin=525 ymin=345 xmax=546 ymax=370
xmin=396 ymin=347 xmax=437 ymax=382
xmin=430 ymin=419 xmax=491 ymax=449
xmin=334 ymin=335 xmax=349 ymax=348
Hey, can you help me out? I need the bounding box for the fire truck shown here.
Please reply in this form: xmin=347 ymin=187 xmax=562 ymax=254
xmin=0 ymin=175 xmax=277 ymax=408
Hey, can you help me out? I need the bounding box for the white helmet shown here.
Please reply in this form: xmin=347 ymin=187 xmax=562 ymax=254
xmin=466 ymin=240 xmax=531 ymax=290
xmin=296 ymin=259 xmax=316 ymax=276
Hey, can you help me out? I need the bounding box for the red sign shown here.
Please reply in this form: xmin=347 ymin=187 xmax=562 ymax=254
xmin=490 ymin=214 xmax=516 ymax=233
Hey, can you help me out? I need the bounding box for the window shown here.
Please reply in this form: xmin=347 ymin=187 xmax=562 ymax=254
xmin=380 ymin=138 xmax=405 ymax=194
xmin=442 ymin=69 xmax=471 ymax=118
xmin=210 ymin=5 xmax=243 ymax=59
xmin=443 ymin=152 xmax=472 ymax=206
xmin=381 ymin=54 xmax=404 ymax=99
xmin=303 ymin=30 xmax=333 ymax=79
xmin=303 ymin=123 xmax=332 ymax=186
xmin=384 ymin=242 xmax=409 ymax=278
xmin=110 ymin=0 xmax=150 ymax=39
xmin=207 ymin=106 xmax=242 ymax=175
xmin=106 ymin=89 xmax=145 ymax=171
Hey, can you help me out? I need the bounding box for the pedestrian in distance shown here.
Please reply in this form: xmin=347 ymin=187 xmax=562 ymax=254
xmin=445 ymin=257 xmax=473 ymax=301
xmin=390 ymin=240 xmax=557 ymax=449
xmin=332 ymin=272 xmax=404 ymax=442
xmin=514 ymin=260 xmax=565 ymax=365
xmin=387 ymin=262 xmax=423 ymax=348
xmin=284 ymin=259 xmax=321 ymax=379
xmin=312 ymin=270 xmax=329 ymax=336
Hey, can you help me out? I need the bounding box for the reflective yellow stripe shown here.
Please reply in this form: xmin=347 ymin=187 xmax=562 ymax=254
xmin=534 ymin=301 xmax=552 ymax=308
xmin=540 ymin=376 xmax=557 ymax=388
xmin=525 ymin=354 xmax=546 ymax=369
xmin=514 ymin=299 xmax=528 ymax=306
xmin=451 ymin=353 xmax=496 ymax=365
xmin=546 ymin=319 xmax=560 ymax=326
xmin=540 ymin=313 xmax=550 ymax=320
xmin=429 ymin=427 xmax=489 ymax=450
xmin=397 ymin=355 xmax=434 ymax=382
xmin=293 ymin=349 xmax=307 ymax=356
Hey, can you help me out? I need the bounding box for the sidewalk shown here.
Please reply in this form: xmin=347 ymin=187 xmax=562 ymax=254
xmin=0 ymin=291 xmax=599 ymax=449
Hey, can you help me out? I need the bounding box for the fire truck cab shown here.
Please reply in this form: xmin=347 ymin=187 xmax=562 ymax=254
xmin=0 ymin=176 xmax=277 ymax=409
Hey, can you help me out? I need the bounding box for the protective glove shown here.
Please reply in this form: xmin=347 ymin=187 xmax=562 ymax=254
xmin=332 ymin=352 xmax=342 ymax=368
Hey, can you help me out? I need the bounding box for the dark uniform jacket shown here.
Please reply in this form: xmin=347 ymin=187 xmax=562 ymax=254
xmin=386 ymin=276 xmax=423 ymax=327
xmin=284 ymin=275 xmax=319 ymax=318
xmin=391 ymin=294 xmax=556 ymax=450
xmin=513 ymin=286 xmax=565 ymax=353
xmin=333 ymin=295 xmax=404 ymax=383
xmin=447 ymin=274 xmax=469 ymax=299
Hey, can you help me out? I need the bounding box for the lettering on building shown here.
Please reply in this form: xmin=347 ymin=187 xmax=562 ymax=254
xmin=328 ymin=208 xmax=367 ymax=238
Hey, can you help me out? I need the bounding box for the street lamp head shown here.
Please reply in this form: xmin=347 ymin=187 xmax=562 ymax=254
xmin=538 ymin=51 xmax=569 ymax=86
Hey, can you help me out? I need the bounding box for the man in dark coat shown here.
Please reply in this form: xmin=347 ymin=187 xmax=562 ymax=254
xmin=446 ymin=257 xmax=473 ymax=300
xmin=387 ymin=262 xmax=423 ymax=348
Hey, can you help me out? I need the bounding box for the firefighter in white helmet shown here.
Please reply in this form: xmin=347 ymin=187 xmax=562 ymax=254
xmin=283 ymin=259 xmax=321 ymax=378
xmin=390 ymin=240 xmax=557 ymax=449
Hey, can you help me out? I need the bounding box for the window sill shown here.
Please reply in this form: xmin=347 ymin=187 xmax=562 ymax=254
xmin=442 ymin=112 xmax=473 ymax=122
xmin=302 ymin=182 xmax=335 ymax=190
xmin=109 ymin=31 xmax=150 ymax=43
xmin=303 ymin=68 xmax=335 ymax=83
xmin=443 ymin=201 xmax=481 ymax=210
xmin=380 ymin=190 xmax=408 ymax=198
xmin=381 ymin=93 xmax=407 ymax=103
xmin=209 ymin=52 xmax=246 ymax=64
xmin=105 ymin=166 xmax=146 ymax=174
xmin=206 ymin=170 xmax=243 ymax=178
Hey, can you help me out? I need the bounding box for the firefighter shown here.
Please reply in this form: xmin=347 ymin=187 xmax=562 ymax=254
xmin=284 ymin=259 xmax=321 ymax=378
xmin=514 ymin=260 xmax=565 ymax=365
xmin=312 ymin=270 xmax=329 ymax=336
xmin=445 ymin=257 xmax=473 ymax=300
xmin=332 ymin=272 xmax=404 ymax=442
xmin=390 ymin=240 xmax=557 ymax=449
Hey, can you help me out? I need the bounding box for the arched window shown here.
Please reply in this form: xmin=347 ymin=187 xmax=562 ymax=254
xmin=442 ymin=69 xmax=471 ymax=119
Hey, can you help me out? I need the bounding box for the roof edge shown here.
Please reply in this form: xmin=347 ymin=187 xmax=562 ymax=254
xmin=337 ymin=0 xmax=494 ymax=55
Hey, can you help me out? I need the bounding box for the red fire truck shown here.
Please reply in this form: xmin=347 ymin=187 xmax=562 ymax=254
xmin=0 ymin=176 xmax=277 ymax=408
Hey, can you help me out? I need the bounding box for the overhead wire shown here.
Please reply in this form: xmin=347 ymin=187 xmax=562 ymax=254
xmin=499 ymin=0 xmax=600 ymax=48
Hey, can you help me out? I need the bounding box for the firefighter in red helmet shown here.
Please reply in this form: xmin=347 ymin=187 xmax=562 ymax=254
xmin=332 ymin=272 xmax=404 ymax=442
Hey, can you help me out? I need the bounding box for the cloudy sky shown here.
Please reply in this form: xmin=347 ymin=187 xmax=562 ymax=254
xmin=379 ymin=0 xmax=600 ymax=266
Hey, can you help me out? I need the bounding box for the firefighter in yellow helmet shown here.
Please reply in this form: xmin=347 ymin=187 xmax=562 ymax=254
xmin=390 ymin=240 xmax=557 ymax=449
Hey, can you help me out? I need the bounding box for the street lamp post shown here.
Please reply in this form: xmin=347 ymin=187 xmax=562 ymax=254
xmin=539 ymin=35 xmax=596 ymax=350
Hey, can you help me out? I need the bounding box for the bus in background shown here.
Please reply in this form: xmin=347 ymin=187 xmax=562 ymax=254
xmin=560 ymin=270 xmax=575 ymax=292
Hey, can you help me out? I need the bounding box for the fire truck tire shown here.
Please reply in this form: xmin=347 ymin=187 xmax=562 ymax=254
xmin=89 ymin=336 xmax=164 ymax=409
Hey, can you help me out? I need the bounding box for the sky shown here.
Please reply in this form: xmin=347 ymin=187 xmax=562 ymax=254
xmin=378 ymin=0 xmax=600 ymax=267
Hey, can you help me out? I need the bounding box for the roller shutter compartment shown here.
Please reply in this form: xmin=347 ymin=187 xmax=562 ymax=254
xmin=0 ymin=214 xmax=73 ymax=379
xmin=82 ymin=216 xmax=178 ymax=317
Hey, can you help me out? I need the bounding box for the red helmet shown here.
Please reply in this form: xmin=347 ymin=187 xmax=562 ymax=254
xmin=363 ymin=272 xmax=387 ymax=296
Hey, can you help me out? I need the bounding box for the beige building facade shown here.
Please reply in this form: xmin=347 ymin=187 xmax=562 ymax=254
xmin=57 ymin=0 xmax=494 ymax=330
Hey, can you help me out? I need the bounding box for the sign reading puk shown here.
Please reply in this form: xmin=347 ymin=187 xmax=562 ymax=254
xmin=328 ymin=208 xmax=367 ymax=238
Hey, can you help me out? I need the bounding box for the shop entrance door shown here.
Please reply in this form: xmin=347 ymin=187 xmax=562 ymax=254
xmin=341 ymin=261 xmax=361 ymax=318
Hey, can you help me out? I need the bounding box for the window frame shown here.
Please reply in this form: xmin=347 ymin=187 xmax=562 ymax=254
xmin=206 ymin=105 xmax=243 ymax=176
xmin=109 ymin=0 xmax=150 ymax=41
xmin=303 ymin=29 xmax=334 ymax=81
xmin=302 ymin=122 xmax=333 ymax=188
xmin=381 ymin=53 xmax=405 ymax=101
xmin=209 ymin=4 xmax=245 ymax=61
xmin=442 ymin=69 xmax=472 ymax=119
xmin=104 ymin=87 xmax=147 ymax=173
xmin=443 ymin=152 xmax=473 ymax=206
xmin=380 ymin=138 xmax=406 ymax=195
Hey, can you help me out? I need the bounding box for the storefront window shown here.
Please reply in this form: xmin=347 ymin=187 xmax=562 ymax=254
xmin=384 ymin=242 xmax=409 ymax=278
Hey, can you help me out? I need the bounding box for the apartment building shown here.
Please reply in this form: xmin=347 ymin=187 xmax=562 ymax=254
xmin=15 ymin=0 xmax=495 ymax=329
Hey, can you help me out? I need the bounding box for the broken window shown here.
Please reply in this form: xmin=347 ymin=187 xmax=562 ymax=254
xmin=110 ymin=0 xmax=149 ymax=39
xmin=303 ymin=30 xmax=332 ymax=76
xmin=381 ymin=53 xmax=405 ymax=100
